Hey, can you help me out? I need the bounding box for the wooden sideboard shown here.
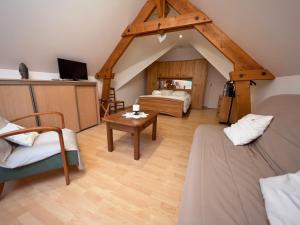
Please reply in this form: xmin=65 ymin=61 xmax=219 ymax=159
xmin=0 ymin=80 xmax=99 ymax=132
xmin=146 ymin=59 xmax=208 ymax=109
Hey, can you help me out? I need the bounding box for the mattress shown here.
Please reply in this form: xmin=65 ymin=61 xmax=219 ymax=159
xmin=139 ymin=94 xmax=191 ymax=113
xmin=179 ymin=95 xmax=300 ymax=225
xmin=179 ymin=125 xmax=275 ymax=225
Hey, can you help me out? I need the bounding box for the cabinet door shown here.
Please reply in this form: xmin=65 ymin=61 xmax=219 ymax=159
xmin=217 ymin=96 xmax=233 ymax=123
xmin=33 ymin=85 xmax=80 ymax=132
xmin=191 ymin=60 xmax=208 ymax=109
xmin=76 ymin=86 xmax=98 ymax=130
xmin=158 ymin=61 xmax=170 ymax=78
xmin=180 ymin=61 xmax=195 ymax=78
xmin=0 ymin=85 xmax=37 ymax=127
xmin=147 ymin=63 xmax=158 ymax=94
xmin=169 ymin=61 xmax=182 ymax=78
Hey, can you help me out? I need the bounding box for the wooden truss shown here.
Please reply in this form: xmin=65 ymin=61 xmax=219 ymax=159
xmin=95 ymin=0 xmax=275 ymax=120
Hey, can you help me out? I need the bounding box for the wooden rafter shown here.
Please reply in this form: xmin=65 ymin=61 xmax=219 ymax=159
xmin=155 ymin=0 xmax=165 ymax=18
xmin=96 ymin=0 xmax=156 ymax=80
xmin=165 ymin=0 xmax=275 ymax=119
xmin=123 ymin=12 xmax=211 ymax=36
xmin=230 ymin=69 xmax=275 ymax=81
xmin=166 ymin=0 xmax=261 ymax=71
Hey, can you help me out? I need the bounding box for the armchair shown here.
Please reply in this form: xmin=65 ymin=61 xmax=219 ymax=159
xmin=0 ymin=112 xmax=80 ymax=197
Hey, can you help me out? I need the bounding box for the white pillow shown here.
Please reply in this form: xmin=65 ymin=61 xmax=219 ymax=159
xmin=259 ymin=171 xmax=300 ymax=225
xmin=172 ymin=91 xmax=186 ymax=97
xmin=0 ymin=139 xmax=13 ymax=163
xmin=152 ymin=90 xmax=161 ymax=96
xmin=0 ymin=123 xmax=39 ymax=147
xmin=224 ymin=114 xmax=273 ymax=145
xmin=160 ymin=90 xmax=174 ymax=96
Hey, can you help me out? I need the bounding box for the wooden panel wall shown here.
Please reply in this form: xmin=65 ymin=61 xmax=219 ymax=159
xmin=146 ymin=59 xmax=208 ymax=109
xmin=0 ymin=85 xmax=37 ymax=127
xmin=33 ymin=85 xmax=81 ymax=132
xmin=0 ymin=80 xmax=99 ymax=132
xmin=76 ymin=86 xmax=99 ymax=130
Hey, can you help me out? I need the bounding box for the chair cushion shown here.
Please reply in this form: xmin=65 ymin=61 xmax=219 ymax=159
xmin=0 ymin=139 xmax=13 ymax=163
xmin=0 ymin=122 xmax=39 ymax=147
xmin=0 ymin=115 xmax=8 ymax=129
xmin=1 ymin=128 xmax=79 ymax=169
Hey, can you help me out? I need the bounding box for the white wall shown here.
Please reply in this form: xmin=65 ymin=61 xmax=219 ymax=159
xmin=116 ymin=71 xmax=146 ymax=107
xmin=252 ymin=75 xmax=300 ymax=107
xmin=158 ymin=46 xmax=203 ymax=61
xmin=0 ymin=69 xmax=96 ymax=81
xmin=204 ymin=65 xmax=226 ymax=108
xmin=190 ymin=30 xmax=233 ymax=80
xmin=0 ymin=68 xmax=146 ymax=107
xmin=0 ymin=0 xmax=146 ymax=75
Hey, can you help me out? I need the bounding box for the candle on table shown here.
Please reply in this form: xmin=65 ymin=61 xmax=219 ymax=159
xmin=133 ymin=104 xmax=140 ymax=112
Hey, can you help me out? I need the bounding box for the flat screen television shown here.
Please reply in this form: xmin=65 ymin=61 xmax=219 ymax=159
xmin=57 ymin=58 xmax=88 ymax=80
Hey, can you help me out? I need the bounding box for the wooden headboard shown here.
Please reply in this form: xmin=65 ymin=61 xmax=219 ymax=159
xmin=146 ymin=59 xmax=208 ymax=109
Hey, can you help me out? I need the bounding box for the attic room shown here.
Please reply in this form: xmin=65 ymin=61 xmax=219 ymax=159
xmin=0 ymin=0 xmax=299 ymax=225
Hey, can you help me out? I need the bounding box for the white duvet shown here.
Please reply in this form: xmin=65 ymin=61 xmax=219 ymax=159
xmin=260 ymin=171 xmax=300 ymax=225
xmin=139 ymin=93 xmax=191 ymax=113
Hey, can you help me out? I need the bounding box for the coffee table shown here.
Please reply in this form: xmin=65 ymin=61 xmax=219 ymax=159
xmin=103 ymin=110 xmax=158 ymax=160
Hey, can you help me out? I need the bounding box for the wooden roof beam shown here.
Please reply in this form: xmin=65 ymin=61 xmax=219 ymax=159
xmin=155 ymin=0 xmax=165 ymax=18
xmin=230 ymin=69 xmax=275 ymax=81
xmin=166 ymin=0 xmax=263 ymax=71
xmin=123 ymin=12 xmax=211 ymax=36
xmin=95 ymin=0 xmax=156 ymax=80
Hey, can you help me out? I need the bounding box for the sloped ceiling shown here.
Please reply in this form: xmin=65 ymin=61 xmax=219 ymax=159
xmin=190 ymin=0 xmax=300 ymax=77
xmin=0 ymin=0 xmax=299 ymax=77
xmin=0 ymin=0 xmax=145 ymax=75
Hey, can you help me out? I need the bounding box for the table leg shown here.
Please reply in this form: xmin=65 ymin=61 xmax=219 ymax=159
xmin=106 ymin=123 xmax=114 ymax=152
xmin=152 ymin=116 xmax=157 ymax=141
xmin=133 ymin=128 xmax=140 ymax=160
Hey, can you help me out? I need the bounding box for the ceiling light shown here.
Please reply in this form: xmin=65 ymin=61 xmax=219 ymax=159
xmin=158 ymin=33 xmax=167 ymax=43
xmin=179 ymin=34 xmax=183 ymax=39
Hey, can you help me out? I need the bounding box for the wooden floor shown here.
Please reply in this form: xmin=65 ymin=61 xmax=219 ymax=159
xmin=0 ymin=109 xmax=218 ymax=225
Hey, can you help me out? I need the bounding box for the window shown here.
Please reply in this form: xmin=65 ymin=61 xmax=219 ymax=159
xmin=159 ymin=79 xmax=192 ymax=90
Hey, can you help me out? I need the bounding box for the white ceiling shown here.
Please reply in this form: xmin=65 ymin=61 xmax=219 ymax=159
xmin=190 ymin=0 xmax=300 ymax=77
xmin=0 ymin=0 xmax=145 ymax=75
xmin=0 ymin=0 xmax=299 ymax=77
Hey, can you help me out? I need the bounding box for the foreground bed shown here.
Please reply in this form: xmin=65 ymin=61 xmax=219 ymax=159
xmin=179 ymin=95 xmax=300 ymax=225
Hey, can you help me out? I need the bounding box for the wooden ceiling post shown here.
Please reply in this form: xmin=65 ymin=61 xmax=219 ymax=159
xmin=156 ymin=0 xmax=165 ymax=18
xmin=234 ymin=81 xmax=251 ymax=119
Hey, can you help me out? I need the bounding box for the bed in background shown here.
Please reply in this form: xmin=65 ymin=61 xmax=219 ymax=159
xmin=139 ymin=90 xmax=191 ymax=117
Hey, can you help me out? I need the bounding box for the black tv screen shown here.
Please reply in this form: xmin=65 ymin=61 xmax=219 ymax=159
xmin=57 ymin=58 xmax=88 ymax=80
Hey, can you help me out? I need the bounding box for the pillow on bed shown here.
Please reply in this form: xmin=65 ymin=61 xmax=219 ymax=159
xmin=224 ymin=114 xmax=273 ymax=145
xmin=152 ymin=90 xmax=161 ymax=96
xmin=259 ymin=171 xmax=300 ymax=225
xmin=172 ymin=91 xmax=186 ymax=97
xmin=160 ymin=90 xmax=174 ymax=96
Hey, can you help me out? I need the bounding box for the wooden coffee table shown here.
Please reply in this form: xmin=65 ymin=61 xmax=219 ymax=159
xmin=103 ymin=110 xmax=158 ymax=160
